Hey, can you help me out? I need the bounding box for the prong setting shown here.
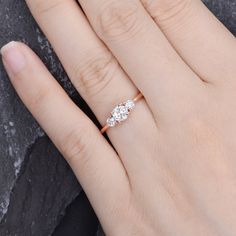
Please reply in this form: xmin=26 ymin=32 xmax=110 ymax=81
xmin=101 ymin=93 xmax=143 ymax=134
xmin=106 ymin=100 xmax=136 ymax=127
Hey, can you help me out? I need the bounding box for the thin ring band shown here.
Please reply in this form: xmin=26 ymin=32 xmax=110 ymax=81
xmin=101 ymin=93 xmax=144 ymax=134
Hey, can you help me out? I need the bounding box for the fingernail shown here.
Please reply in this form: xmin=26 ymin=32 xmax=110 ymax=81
xmin=1 ymin=41 xmax=26 ymax=75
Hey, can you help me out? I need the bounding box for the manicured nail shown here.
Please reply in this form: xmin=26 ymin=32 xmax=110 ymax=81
xmin=1 ymin=41 xmax=26 ymax=75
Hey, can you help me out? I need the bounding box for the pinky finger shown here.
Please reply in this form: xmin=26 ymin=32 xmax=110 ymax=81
xmin=1 ymin=41 xmax=130 ymax=234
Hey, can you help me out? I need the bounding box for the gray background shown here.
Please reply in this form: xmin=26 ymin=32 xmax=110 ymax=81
xmin=0 ymin=0 xmax=235 ymax=235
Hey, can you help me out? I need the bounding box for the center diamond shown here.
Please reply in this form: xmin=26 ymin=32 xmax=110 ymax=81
xmin=112 ymin=104 xmax=129 ymax=122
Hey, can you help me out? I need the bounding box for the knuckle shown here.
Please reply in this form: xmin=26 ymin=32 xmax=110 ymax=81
xmin=29 ymin=86 xmax=51 ymax=110
xmin=73 ymin=52 xmax=116 ymax=98
xmin=97 ymin=2 xmax=142 ymax=40
xmin=59 ymin=125 xmax=94 ymax=169
xmin=143 ymin=0 xmax=192 ymax=27
xmin=32 ymin=0 xmax=66 ymax=17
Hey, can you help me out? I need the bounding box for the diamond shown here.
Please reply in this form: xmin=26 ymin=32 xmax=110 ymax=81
xmin=112 ymin=106 xmax=121 ymax=121
xmin=125 ymin=100 xmax=135 ymax=110
xmin=119 ymin=105 xmax=129 ymax=121
xmin=112 ymin=104 xmax=129 ymax=122
xmin=101 ymin=93 xmax=143 ymax=133
xmin=107 ymin=117 xmax=116 ymax=127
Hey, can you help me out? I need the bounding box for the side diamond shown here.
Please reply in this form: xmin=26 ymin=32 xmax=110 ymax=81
xmin=125 ymin=100 xmax=135 ymax=110
xmin=107 ymin=117 xmax=116 ymax=127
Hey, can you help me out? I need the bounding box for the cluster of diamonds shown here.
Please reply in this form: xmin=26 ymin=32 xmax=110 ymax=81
xmin=106 ymin=100 xmax=135 ymax=127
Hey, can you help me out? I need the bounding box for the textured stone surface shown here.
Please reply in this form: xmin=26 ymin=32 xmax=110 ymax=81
xmin=0 ymin=0 xmax=235 ymax=235
xmin=204 ymin=0 xmax=236 ymax=35
xmin=0 ymin=137 xmax=81 ymax=236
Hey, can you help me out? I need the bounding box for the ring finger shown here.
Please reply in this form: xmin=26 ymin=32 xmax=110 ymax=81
xmin=25 ymin=0 xmax=157 ymax=173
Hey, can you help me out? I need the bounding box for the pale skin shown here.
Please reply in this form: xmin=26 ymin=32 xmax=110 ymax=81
xmin=1 ymin=0 xmax=236 ymax=235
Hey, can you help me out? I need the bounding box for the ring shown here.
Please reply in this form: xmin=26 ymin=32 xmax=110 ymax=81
xmin=101 ymin=93 xmax=144 ymax=134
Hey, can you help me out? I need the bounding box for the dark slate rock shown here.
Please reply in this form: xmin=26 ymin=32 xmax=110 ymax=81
xmin=53 ymin=192 xmax=99 ymax=236
xmin=203 ymin=0 xmax=236 ymax=36
xmin=0 ymin=137 xmax=81 ymax=236
xmin=0 ymin=0 xmax=235 ymax=236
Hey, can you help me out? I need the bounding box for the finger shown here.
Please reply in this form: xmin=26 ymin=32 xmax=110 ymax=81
xmin=1 ymin=42 xmax=130 ymax=233
xmin=77 ymin=0 xmax=202 ymax=116
xmin=25 ymin=0 xmax=158 ymax=174
xmin=141 ymin=0 xmax=236 ymax=84
xmin=25 ymin=0 xmax=138 ymax=118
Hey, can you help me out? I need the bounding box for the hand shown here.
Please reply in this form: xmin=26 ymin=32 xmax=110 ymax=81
xmin=1 ymin=0 xmax=236 ymax=235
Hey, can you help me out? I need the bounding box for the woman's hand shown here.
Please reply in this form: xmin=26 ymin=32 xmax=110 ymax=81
xmin=1 ymin=0 xmax=236 ymax=235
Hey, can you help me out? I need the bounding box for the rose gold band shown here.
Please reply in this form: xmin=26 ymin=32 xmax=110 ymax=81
xmin=101 ymin=93 xmax=143 ymax=134
xmin=133 ymin=93 xmax=144 ymax=102
xmin=100 ymin=124 xmax=110 ymax=134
